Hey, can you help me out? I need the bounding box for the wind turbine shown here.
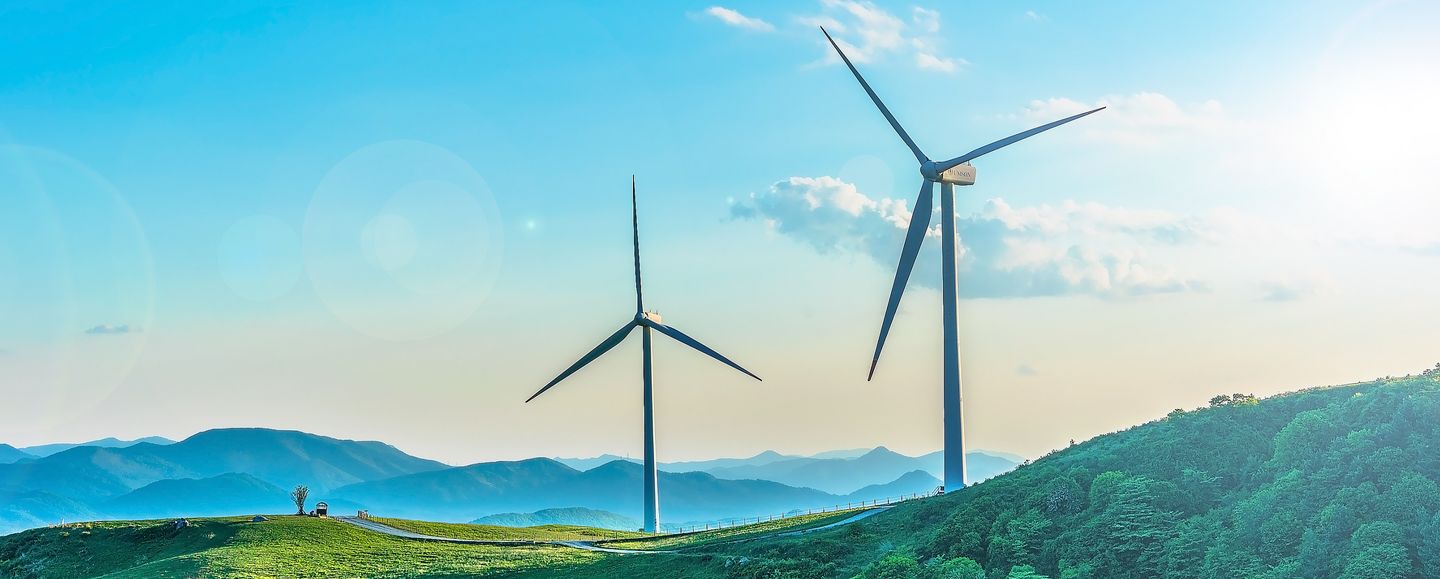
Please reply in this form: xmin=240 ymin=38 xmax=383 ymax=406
xmin=526 ymin=177 xmax=761 ymax=533
xmin=820 ymin=28 xmax=1103 ymax=492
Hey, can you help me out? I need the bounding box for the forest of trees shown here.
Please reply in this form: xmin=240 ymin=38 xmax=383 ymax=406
xmin=716 ymin=372 xmax=1440 ymax=578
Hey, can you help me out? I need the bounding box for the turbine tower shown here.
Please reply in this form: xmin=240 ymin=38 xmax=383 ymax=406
xmin=821 ymin=28 xmax=1102 ymax=492
xmin=527 ymin=177 xmax=761 ymax=533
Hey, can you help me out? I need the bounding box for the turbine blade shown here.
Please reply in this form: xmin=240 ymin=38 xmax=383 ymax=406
xmin=821 ymin=27 xmax=928 ymax=164
xmin=649 ymin=322 xmax=761 ymax=381
xmin=526 ymin=321 xmax=638 ymax=402
xmin=869 ymin=179 xmax=935 ymax=380
xmin=632 ymin=176 xmax=644 ymax=315
xmin=936 ymin=106 xmax=1105 ymax=172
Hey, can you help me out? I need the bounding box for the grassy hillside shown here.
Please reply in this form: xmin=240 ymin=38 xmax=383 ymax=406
xmin=5 ymin=374 xmax=1438 ymax=578
xmin=562 ymin=374 xmax=1440 ymax=578
xmin=0 ymin=516 xmax=603 ymax=578
xmin=369 ymin=517 xmax=645 ymax=542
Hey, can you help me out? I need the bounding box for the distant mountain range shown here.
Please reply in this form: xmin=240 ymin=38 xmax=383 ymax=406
xmin=0 ymin=428 xmax=445 ymax=534
xmin=101 ymin=473 xmax=289 ymax=520
xmin=0 ymin=445 xmax=33 ymax=465
xmin=471 ymin=507 xmax=639 ymax=530
xmin=329 ymin=458 xmax=941 ymax=525
xmin=17 ymin=436 xmax=175 ymax=459
xmin=554 ymin=450 xmax=802 ymax=473
xmin=556 ymin=446 xmax=1020 ymax=494
xmin=0 ymin=428 xmax=1015 ymax=535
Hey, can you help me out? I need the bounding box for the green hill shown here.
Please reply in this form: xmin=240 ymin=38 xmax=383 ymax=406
xmin=4 ymin=375 xmax=1438 ymax=578
xmin=0 ymin=516 xmax=602 ymax=578
xmin=557 ymin=374 xmax=1440 ymax=578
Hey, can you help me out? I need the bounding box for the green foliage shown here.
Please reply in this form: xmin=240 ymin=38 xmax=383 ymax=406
xmin=574 ymin=375 xmax=1440 ymax=579
xmin=861 ymin=552 xmax=921 ymax=579
xmin=1005 ymin=564 xmax=1049 ymax=578
xmin=930 ymin=556 xmax=983 ymax=579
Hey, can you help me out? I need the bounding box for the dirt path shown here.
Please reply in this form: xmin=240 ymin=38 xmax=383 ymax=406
xmin=336 ymin=507 xmax=889 ymax=555
xmin=335 ymin=517 xmax=670 ymax=553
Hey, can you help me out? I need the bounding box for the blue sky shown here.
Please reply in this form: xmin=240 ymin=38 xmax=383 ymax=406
xmin=2 ymin=1 xmax=1438 ymax=464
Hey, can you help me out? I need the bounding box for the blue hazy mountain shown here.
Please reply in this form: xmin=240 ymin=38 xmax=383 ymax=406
xmin=841 ymin=470 xmax=941 ymax=500
xmin=554 ymin=450 xmax=800 ymax=473
xmin=0 ymin=491 xmax=98 ymax=531
xmin=698 ymin=447 xmax=1017 ymax=494
xmin=0 ymin=426 xmax=446 ymax=532
xmin=2 ymin=426 xmax=443 ymax=495
xmin=0 ymin=445 xmax=34 ymax=465
xmin=330 ymin=457 xmax=940 ymax=525
xmin=551 ymin=454 xmax=635 ymax=471
xmin=471 ymin=507 xmax=640 ymax=530
xmin=19 ymin=436 xmax=175 ymax=458
xmin=0 ymin=430 xmax=987 ymax=535
xmin=101 ymin=473 xmax=290 ymax=519
xmin=806 ymin=448 xmax=874 ymax=460
xmin=554 ymin=447 xmax=1019 ymax=495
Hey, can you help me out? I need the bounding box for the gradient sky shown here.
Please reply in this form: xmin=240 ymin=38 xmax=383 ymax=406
xmin=2 ymin=0 xmax=1438 ymax=466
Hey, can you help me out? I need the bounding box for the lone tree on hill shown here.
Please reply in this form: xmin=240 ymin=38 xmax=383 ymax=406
xmin=291 ymin=485 xmax=309 ymax=515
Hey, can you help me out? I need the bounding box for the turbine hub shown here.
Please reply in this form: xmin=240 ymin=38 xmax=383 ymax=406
xmin=920 ymin=161 xmax=940 ymax=181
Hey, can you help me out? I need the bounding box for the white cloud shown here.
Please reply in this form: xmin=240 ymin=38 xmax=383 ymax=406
xmin=810 ymin=1 xmax=963 ymax=73
xmin=85 ymin=324 xmax=136 ymax=335
xmin=1022 ymin=92 xmax=1230 ymax=147
xmin=915 ymin=51 xmax=958 ymax=73
xmin=1024 ymin=10 xmax=1046 ymax=21
xmin=731 ymin=176 xmax=1207 ymax=298
xmin=1256 ymin=275 xmax=1331 ymax=303
xmin=703 ymin=6 xmax=775 ymax=32
xmin=912 ymin=7 xmax=941 ymax=33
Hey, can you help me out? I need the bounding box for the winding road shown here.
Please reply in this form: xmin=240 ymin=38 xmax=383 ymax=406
xmin=336 ymin=506 xmax=890 ymax=555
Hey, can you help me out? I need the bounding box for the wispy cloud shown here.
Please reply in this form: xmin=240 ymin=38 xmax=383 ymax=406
xmin=1021 ymin=92 xmax=1230 ymax=147
xmin=730 ymin=176 xmax=1206 ymax=299
xmin=1017 ymin=363 xmax=1039 ymax=376
xmin=85 ymin=324 xmax=136 ymax=335
xmin=703 ymin=6 xmax=775 ymax=32
xmin=1024 ymin=10 xmax=1046 ymax=21
xmin=808 ymin=1 xmax=964 ymax=73
xmin=1257 ymin=278 xmax=1328 ymax=303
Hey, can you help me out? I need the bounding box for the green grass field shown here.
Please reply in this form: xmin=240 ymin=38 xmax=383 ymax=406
xmin=369 ymin=517 xmax=647 ymax=542
xmin=595 ymin=508 xmax=869 ymax=551
xmin=0 ymin=515 xmax=605 ymax=578
xmin=0 ymin=509 xmax=875 ymax=578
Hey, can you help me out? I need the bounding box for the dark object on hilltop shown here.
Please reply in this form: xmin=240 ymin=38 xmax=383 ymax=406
xmin=251 ymin=515 xmax=267 ymax=522
xmin=315 ymin=502 xmax=328 ymax=518
xmin=172 ymin=518 xmax=188 ymax=530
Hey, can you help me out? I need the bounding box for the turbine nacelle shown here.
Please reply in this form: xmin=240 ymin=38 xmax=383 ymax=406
xmin=938 ymin=163 xmax=976 ymax=186
xmin=920 ymin=161 xmax=977 ymax=186
xmin=638 ymin=310 xmax=663 ymax=324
